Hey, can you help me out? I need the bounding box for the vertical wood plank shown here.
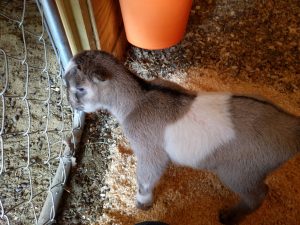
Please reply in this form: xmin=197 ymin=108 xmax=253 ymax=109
xmin=55 ymin=0 xmax=82 ymax=54
xmin=56 ymin=0 xmax=97 ymax=54
xmin=79 ymin=0 xmax=97 ymax=50
xmin=91 ymin=0 xmax=127 ymax=59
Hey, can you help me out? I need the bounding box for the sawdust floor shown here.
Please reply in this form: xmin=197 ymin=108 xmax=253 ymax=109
xmin=57 ymin=0 xmax=300 ymax=224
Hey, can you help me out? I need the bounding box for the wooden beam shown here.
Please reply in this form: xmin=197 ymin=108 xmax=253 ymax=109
xmin=55 ymin=0 xmax=82 ymax=54
xmin=90 ymin=0 xmax=127 ymax=59
xmin=56 ymin=0 xmax=127 ymax=59
xmin=55 ymin=0 xmax=97 ymax=54
xmin=80 ymin=0 xmax=97 ymax=50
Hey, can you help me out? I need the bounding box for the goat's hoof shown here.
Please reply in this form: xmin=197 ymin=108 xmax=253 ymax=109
xmin=136 ymin=201 xmax=152 ymax=211
xmin=219 ymin=209 xmax=239 ymax=225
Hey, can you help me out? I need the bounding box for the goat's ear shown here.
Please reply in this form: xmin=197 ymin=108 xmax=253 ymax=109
xmin=91 ymin=67 xmax=111 ymax=83
xmin=63 ymin=60 xmax=79 ymax=79
xmin=91 ymin=74 xmax=107 ymax=84
xmin=64 ymin=67 xmax=78 ymax=80
xmin=92 ymin=76 xmax=101 ymax=84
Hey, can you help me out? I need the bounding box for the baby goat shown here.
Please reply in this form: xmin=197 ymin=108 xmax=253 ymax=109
xmin=64 ymin=50 xmax=300 ymax=224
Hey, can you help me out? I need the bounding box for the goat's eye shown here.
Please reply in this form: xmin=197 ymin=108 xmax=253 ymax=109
xmin=76 ymin=87 xmax=86 ymax=93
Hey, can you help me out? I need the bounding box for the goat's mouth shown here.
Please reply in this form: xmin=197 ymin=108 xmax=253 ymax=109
xmin=71 ymin=104 xmax=84 ymax=111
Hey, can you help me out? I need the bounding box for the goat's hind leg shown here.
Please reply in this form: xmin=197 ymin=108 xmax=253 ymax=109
xmin=219 ymin=175 xmax=268 ymax=224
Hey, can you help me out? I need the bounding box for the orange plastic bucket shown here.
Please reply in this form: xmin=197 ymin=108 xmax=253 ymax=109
xmin=119 ymin=0 xmax=192 ymax=50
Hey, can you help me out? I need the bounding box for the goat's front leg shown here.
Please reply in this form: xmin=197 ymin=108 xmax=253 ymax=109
xmin=135 ymin=149 xmax=169 ymax=210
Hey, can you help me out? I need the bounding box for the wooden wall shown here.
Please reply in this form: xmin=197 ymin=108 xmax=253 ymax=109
xmin=56 ymin=0 xmax=127 ymax=59
xmin=90 ymin=0 xmax=127 ymax=59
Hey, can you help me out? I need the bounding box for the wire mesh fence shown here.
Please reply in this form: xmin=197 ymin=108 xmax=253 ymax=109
xmin=0 ymin=0 xmax=75 ymax=224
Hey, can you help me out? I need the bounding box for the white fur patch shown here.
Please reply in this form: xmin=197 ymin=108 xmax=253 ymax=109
xmin=164 ymin=93 xmax=235 ymax=167
xmin=136 ymin=192 xmax=153 ymax=204
xmin=82 ymin=101 xmax=102 ymax=113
